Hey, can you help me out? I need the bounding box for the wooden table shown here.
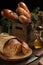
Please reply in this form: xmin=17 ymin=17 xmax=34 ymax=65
xmin=0 ymin=48 xmax=43 ymax=65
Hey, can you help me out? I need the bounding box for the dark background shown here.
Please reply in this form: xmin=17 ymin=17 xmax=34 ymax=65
xmin=0 ymin=0 xmax=43 ymax=18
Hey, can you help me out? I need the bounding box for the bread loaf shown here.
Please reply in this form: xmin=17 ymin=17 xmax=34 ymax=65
xmin=0 ymin=33 xmax=30 ymax=57
xmin=19 ymin=15 xmax=31 ymax=24
xmin=18 ymin=2 xmax=30 ymax=15
xmin=3 ymin=39 xmax=30 ymax=57
xmin=3 ymin=39 xmax=21 ymax=57
xmin=1 ymin=9 xmax=18 ymax=20
xmin=22 ymin=41 xmax=29 ymax=54
xmin=16 ymin=7 xmax=30 ymax=18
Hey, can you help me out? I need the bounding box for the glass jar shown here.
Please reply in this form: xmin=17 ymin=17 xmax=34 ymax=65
xmin=33 ymin=26 xmax=43 ymax=49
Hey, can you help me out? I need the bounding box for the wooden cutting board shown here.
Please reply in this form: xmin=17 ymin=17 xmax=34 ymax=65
xmin=39 ymin=57 xmax=43 ymax=65
xmin=0 ymin=48 xmax=32 ymax=62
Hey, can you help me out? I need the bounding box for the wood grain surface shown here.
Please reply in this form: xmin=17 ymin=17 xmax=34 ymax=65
xmin=0 ymin=48 xmax=43 ymax=65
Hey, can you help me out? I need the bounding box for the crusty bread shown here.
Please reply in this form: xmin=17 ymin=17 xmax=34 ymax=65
xmin=3 ymin=39 xmax=21 ymax=57
xmin=22 ymin=41 xmax=29 ymax=54
xmin=16 ymin=7 xmax=30 ymax=18
xmin=18 ymin=2 xmax=31 ymax=15
xmin=39 ymin=57 xmax=43 ymax=65
xmin=1 ymin=9 xmax=18 ymax=20
xmin=3 ymin=38 xmax=30 ymax=57
xmin=19 ymin=15 xmax=31 ymax=24
xmin=0 ymin=33 xmax=30 ymax=57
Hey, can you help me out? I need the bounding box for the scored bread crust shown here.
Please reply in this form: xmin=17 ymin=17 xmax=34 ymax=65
xmin=3 ymin=39 xmax=21 ymax=57
xmin=22 ymin=41 xmax=29 ymax=54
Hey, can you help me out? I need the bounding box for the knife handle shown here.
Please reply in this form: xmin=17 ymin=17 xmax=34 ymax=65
xmin=35 ymin=50 xmax=43 ymax=57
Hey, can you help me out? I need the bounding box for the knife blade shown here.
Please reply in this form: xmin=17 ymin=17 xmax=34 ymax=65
xmin=25 ymin=49 xmax=43 ymax=65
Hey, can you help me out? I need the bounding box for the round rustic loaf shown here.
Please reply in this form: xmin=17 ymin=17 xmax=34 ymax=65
xmin=3 ymin=39 xmax=21 ymax=57
xmin=0 ymin=33 xmax=30 ymax=57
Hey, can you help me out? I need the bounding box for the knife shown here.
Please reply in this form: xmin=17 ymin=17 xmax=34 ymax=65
xmin=25 ymin=49 xmax=43 ymax=65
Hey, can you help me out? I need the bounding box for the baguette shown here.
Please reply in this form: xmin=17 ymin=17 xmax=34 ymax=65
xmin=18 ymin=2 xmax=30 ymax=15
xmin=16 ymin=7 xmax=30 ymax=18
xmin=19 ymin=15 xmax=31 ymax=23
xmin=1 ymin=9 xmax=18 ymax=20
